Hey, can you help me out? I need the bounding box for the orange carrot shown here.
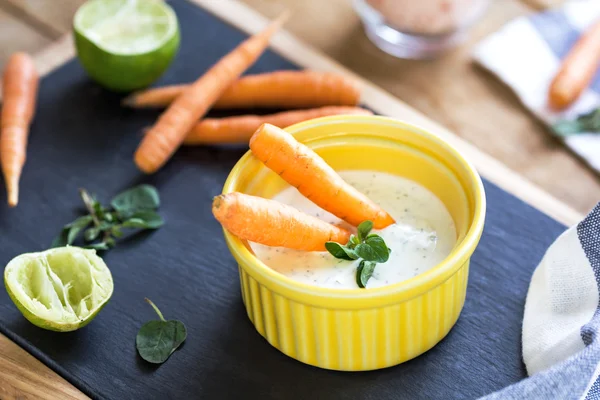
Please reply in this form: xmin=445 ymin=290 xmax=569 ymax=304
xmin=183 ymin=106 xmax=372 ymax=145
xmin=549 ymin=19 xmax=600 ymax=110
xmin=1 ymin=53 xmax=38 ymax=207
xmin=212 ymin=192 xmax=350 ymax=251
xmin=122 ymin=71 xmax=361 ymax=109
xmin=134 ymin=12 xmax=289 ymax=174
xmin=249 ymin=123 xmax=395 ymax=229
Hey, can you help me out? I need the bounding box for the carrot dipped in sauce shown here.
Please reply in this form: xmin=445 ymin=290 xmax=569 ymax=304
xmin=249 ymin=123 xmax=395 ymax=229
xmin=212 ymin=192 xmax=350 ymax=251
xmin=134 ymin=11 xmax=289 ymax=173
xmin=1 ymin=52 xmax=38 ymax=207
xmin=183 ymin=107 xmax=372 ymax=145
xmin=122 ymin=71 xmax=361 ymax=110
xmin=549 ymin=19 xmax=600 ymax=110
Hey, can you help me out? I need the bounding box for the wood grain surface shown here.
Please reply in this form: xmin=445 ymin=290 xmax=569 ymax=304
xmin=0 ymin=0 xmax=587 ymax=399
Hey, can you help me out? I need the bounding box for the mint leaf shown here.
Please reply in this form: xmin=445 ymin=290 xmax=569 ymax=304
xmin=130 ymin=211 xmax=164 ymax=229
xmin=365 ymin=235 xmax=390 ymax=262
xmin=85 ymin=242 xmax=110 ymax=251
xmin=357 ymin=220 xmax=373 ymax=242
xmin=111 ymin=184 xmax=160 ymax=215
xmin=136 ymin=299 xmax=187 ymax=364
xmin=325 ymin=242 xmax=358 ymax=260
xmin=84 ymin=227 xmax=100 ymax=242
xmin=51 ymin=227 xmax=69 ymax=248
xmin=66 ymin=215 xmax=93 ymax=245
xmin=356 ymin=260 xmax=376 ymax=288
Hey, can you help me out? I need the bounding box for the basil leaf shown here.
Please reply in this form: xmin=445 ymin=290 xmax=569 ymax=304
xmin=325 ymin=242 xmax=358 ymax=260
xmin=356 ymin=260 xmax=376 ymax=288
xmin=129 ymin=211 xmax=164 ymax=229
xmin=84 ymin=227 xmax=100 ymax=242
xmin=355 ymin=235 xmax=390 ymax=263
xmin=111 ymin=184 xmax=160 ymax=215
xmin=136 ymin=299 xmax=187 ymax=364
xmin=66 ymin=215 xmax=93 ymax=245
xmin=357 ymin=220 xmax=373 ymax=242
xmin=348 ymin=234 xmax=360 ymax=248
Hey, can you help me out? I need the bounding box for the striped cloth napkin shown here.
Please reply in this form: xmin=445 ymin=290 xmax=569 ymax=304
xmin=473 ymin=0 xmax=600 ymax=172
xmin=480 ymin=204 xmax=600 ymax=399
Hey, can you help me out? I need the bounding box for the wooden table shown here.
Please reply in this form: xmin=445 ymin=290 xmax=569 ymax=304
xmin=0 ymin=0 xmax=590 ymax=398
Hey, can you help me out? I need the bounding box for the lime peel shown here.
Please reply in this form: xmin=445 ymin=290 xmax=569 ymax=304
xmin=4 ymin=246 xmax=113 ymax=332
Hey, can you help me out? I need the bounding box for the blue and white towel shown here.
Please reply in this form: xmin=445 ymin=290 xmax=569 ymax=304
xmin=480 ymin=204 xmax=600 ymax=399
xmin=473 ymin=0 xmax=600 ymax=173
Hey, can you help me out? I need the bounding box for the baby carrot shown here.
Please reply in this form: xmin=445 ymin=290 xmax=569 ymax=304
xmin=183 ymin=106 xmax=372 ymax=145
xmin=134 ymin=12 xmax=289 ymax=174
xmin=549 ymin=19 xmax=600 ymax=110
xmin=1 ymin=53 xmax=39 ymax=207
xmin=122 ymin=71 xmax=361 ymax=109
xmin=249 ymin=124 xmax=395 ymax=229
xmin=212 ymin=192 xmax=350 ymax=251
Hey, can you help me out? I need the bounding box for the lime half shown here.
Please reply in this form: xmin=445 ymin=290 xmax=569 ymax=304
xmin=73 ymin=0 xmax=180 ymax=92
xmin=4 ymin=247 xmax=114 ymax=332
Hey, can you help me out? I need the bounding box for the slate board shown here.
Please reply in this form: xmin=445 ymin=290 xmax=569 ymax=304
xmin=0 ymin=0 xmax=567 ymax=399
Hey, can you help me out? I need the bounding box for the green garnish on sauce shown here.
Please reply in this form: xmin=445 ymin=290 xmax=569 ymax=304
xmin=325 ymin=220 xmax=391 ymax=288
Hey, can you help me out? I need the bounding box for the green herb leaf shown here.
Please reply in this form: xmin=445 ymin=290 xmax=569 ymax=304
xmin=111 ymin=226 xmax=123 ymax=238
xmin=129 ymin=210 xmax=164 ymax=229
xmin=136 ymin=299 xmax=187 ymax=364
xmin=325 ymin=242 xmax=358 ymax=260
xmin=357 ymin=220 xmax=373 ymax=242
xmin=111 ymin=184 xmax=160 ymax=215
xmin=51 ymin=227 xmax=70 ymax=248
xmin=85 ymin=242 xmax=110 ymax=251
xmin=349 ymin=234 xmax=360 ymax=247
xmin=356 ymin=260 xmax=377 ymax=288
xmin=552 ymin=107 xmax=600 ymax=136
xmin=66 ymin=215 xmax=93 ymax=245
xmin=84 ymin=227 xmax=100 ymax=242
xmin=53 ymin=185 xmax=164 ymax=251
xmin=355 ymin=236 xmax=390 ymax=263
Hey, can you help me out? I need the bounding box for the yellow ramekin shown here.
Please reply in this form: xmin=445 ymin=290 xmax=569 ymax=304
xmin=221 ymin=116 xmax=486 ymax=371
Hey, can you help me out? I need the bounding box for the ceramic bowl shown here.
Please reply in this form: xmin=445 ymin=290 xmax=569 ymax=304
xmin=221 ymin=116 xmax=486 ymax=371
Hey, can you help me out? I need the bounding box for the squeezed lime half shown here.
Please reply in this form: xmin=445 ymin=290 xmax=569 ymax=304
xmin=73 ymin=0 xmax=180 ymax=92
xmin=4 ymin=247 xmax=114 ymax=332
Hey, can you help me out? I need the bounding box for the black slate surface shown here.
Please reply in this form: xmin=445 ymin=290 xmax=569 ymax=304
xmin=0 ymin=1 xmax=567 ymax=399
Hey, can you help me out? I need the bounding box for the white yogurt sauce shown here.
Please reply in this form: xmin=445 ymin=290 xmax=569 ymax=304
xmin=250 ymin=170 xmax=457 ymax=289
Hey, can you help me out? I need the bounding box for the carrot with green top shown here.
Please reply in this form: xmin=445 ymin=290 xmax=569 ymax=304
xmin=249 ymin=123 xmax=395 ymax=229
xmin=134 ymin=12 xmax=290 ymax=174
xmin=122 ymin=71 xmax=361 ymax=109
xmin=212 ymin=192 xmax=350 ymax=251
xmin=1 ymin=52 xmax=39 ymax=207
xmin=183 ymin=106 xmax=372 ymax=145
